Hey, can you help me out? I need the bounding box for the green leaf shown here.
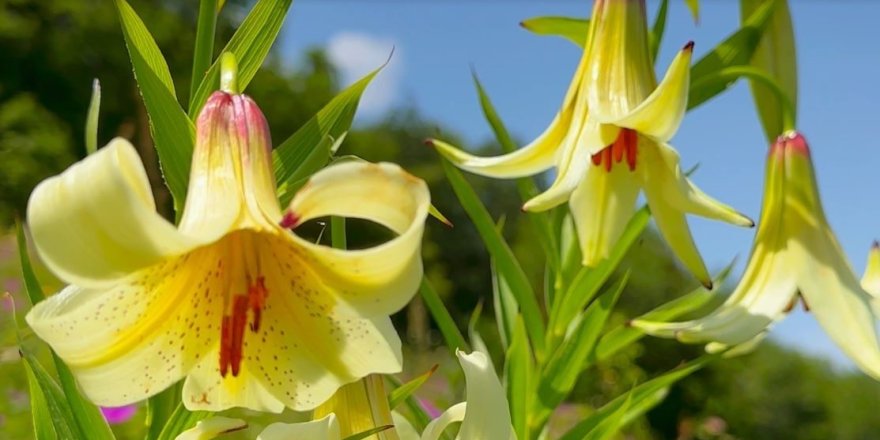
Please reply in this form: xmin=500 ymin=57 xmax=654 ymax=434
xmin=548 ymin=208 xmax=649 ymax=347
xmin=592 ymin=261 xmax=734 ymax=363
xmin=583 ymin=390 xmax=632 ymax=440
xmin=687 ymin=0 xmax=777 ymax=110
xmin=115 ymin=0 xmax=195 ymax=214
xmin=520 ymin=16 xmax=590 ymax=48
xmin=190 ymin=0 xmax=220 ymax=106
xmin=385 ymin=375 xmax=432 ymax=433
xmin=19 ymin=352 xmax=80 ymax=440
xmin=559 ymin=356 xmax=714 ymax=440
xmin=24 ymin=363 xmax=57 ymax=440
xmin=440 ymin=160 xmax=546 ymax=356
xmin=741 ymin=0 xmax=798 ymax=139
xmin=684 ymin=0 xmax=700 ymax=23
xmin=534 ymin=274 xmax=629 ymax=430
xmin=648 ymin=0 xmax=669 ymax=63
xmin=147 ymin=385 xmax=183 ymax=440
xmin=491 ymin=258 xmax=517 ymax=351
xmin=419 ymin=279 xmax=469 ymax=353
xmin=472 ymin=72 xmax=560 ymax=269
xmin=505 ymin=316 xmax=533 ymax=440
xmin=17 ymin=225 xmax=116 ymax=440
xmin=188 ymin=0 xmax=294 ymax=117
xmin=389 ymin=366 xmax=438 ymax=410
xmin=85 ymin=78 xmax=101 ymax=154
xmin=155 ymin=403 xmax=210 ymax=440
xmin=274 ymin=69 xmax=380 ymax=205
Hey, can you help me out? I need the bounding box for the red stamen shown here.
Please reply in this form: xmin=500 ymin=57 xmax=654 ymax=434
xmin=603 ymin=147 xmax=613 ymax=172
xmin=218 ymin=278 xmax=269 ymax=378
xmin=590 ymin=128 xmax=639 ymax=172
xmin=249 ymin=276 xmax=268 ymax=332
xmin=230 ymin=295 xmax=249 ymax=377
xmin=279 ymin=211 xmax=300 ymax=229
xmin=591 ymin=151 xmax=603 ymax=166
xmin=612 ymin=135 xmax=625 ymax=163
xmin=624 ymin=129 xmax=638 ymax=171
xmin=219 ymin=316 xmax=232 ymax=377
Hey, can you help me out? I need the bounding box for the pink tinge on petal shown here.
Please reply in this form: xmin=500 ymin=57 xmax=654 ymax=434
xmin=100 ymin=405 xmax=137 ymax=424
xmin=419 ymin=398 xmax=442 ymax=419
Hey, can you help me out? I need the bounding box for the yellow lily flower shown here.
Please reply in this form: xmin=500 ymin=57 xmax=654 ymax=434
xmin=24 ymin=83 xmax=430 ymax=411
xmin=257 ymin=350 xmax=515 ymax=440
xmin=861 ymin=241 xmax=880 ymax=297
xmin=429 ymin=0 xmax=752 ymax=286
xmin=633 ymin=132 xmax=880 ymax=379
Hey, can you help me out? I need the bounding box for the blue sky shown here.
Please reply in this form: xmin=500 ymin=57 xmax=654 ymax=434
xmin=278 ymin=1 xmax=880 ymax=369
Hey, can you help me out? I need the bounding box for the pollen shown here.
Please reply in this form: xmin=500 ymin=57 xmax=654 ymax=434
xmin=590 ymin=128 xmax=638 ymax=172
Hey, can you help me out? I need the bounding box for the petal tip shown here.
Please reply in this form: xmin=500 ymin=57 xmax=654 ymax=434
xmin=424 ymin=138 xmax=436 ymax=148
xmin=873 ymin=240 xmax=880 ymax=250
xmin=683 ymin=41 xmax=695 ymax=52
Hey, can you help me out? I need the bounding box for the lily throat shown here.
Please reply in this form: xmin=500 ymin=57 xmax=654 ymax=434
xmin=590 ymin=128 xmax=638 ymax=172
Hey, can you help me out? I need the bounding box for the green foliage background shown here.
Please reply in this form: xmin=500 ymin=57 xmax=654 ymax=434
xmin=1 ymin=1 xmax=878 ymax=439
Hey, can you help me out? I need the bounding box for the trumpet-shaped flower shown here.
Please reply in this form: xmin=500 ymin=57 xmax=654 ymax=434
xmin=633 ymin=132 xmax=880 ymax=379
xmin=429 ymin=0 xmax=752 ymax=286
xmin=256 ymin=351 xmax=515 ymax=440
xmin=25 ymin=87 xmax=430 ymax=411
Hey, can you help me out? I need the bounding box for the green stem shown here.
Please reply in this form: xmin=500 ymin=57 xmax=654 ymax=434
xmin=85 ymin=79 xmax=101 ymax=154
xmin=189 ymin=0 xmax=218 ymax=105
xmin=220 ymin=52 xmax=239 ymax=94
xmin=330 ymin=217 xmax=346 ymax=249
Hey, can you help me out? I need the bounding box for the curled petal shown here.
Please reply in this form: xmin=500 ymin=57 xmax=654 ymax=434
xmin=523 ymin=121 xmax=618 ymax=212
xmin=612 ymin=43 xmax=693 ymax=142
xmin=569 ymin=166 xmax=640 ymax=266
xmin=420 ymin=402 xmax=467 ymax=440
xmin=428 ymin=112 xmax=567 ymax=179
xmin=175 ymin=417 xmax=247 ymax=440
xmin=640 ymin=142 xmax=754 ymax=228
xmin=26 ymin=138 xmax=197 ymax=288
xmin=456 ymin=350 xmax=515 ymax=440
xmin=258 ymin=414 xmax=341 ymax=440
xmin=285 ymin=162 xmax=430 ymax=316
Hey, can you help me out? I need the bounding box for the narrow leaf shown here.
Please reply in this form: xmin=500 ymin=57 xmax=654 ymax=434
xmin=20 ymin=353 xmax=80 ymax=439
xmin=155 ymin=403 xmax=210 ymax=440
xmin=687 ymin=0 xmax=777 ymax=110
xmin=189 ymin=0 xmax=219 ymax=106
xmin=583 ymin=390 xmax=633 ymax=440
xmin=25 ymin=362 xmax=57 ymax=440
xmin=741 ymin=0 xmax=798 ymax=139
xmin=147 ymin=385 xmax=183 ymax=440
xmin=17 ymin=224 xmax=43 ymax=306
xmin=472 ymin=72 xmax=560 ymax=268
xmin=275 ymin=69 xmax=380 ymax=205
xmin=559 ymin=356 xmax=714 ymax=440
xmin=385 ymin=375 xmax=432 ymax=433
xmin=535 ymin=274 xmax=629 ymax=427
xmin=389 ymin=365 xmax=438 ymax=410
xmin=419 ymin=279 xmax=469 ymax=353
xmin=505 ymin=316 xmax=533 ymax=440
xmin=491 ymin=258 xmax=517 ymax=350
xmin=520 ymin=16 xmax=590 ymax=48
xmin=189 ymin=0 xmax=294 ymax=116
xmin=344 ymin=426 xmax=394 ymax=440
xmin=115 ymin=0 xmax=195 ymax=213
xmin=440 ymin=159 xmax=546 ymax=356
xmin=648 ymin=0 xmax=669 ymax=63
xmin=85 ymin=79 xmax=101 ymax=154
xmin=684 ymin=0 xmax=700 ymax=23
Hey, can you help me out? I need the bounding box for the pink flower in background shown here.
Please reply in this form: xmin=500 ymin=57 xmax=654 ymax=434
xmin=100 ymin=405 xmax=137 ymax=424
xmin=419 ymin=398 xmax=442 ymax=419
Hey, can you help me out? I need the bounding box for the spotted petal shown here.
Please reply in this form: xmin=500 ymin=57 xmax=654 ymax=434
xmin=26 ymin=138 xmax=199 ymax=288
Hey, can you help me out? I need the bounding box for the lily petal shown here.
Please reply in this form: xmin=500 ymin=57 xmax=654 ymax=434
xmin=523 ymin=121 xmax=619 ymax=212
xmin=420 ymin=402 xmax=466 ymax=440
xmin=428 ymin=112 xmax=567 ymax=179
xmin=861 ymin=241 xmax=880 ymax=298
xmin=26 ymin=138 xmax=197 ymax=288
xmin=642 ymin=188 xmax=712 ymax=288
xmin=285 ymin=162 xmax=430 ymax=316
xmin=641 ymin=142 xmax=754 ymax=227
xmin=258 ymin=414 xmax=341 ymax=440
xmin=393 ymin=411 xmax=421 ymax=440
xmin=175 ymin=417 xmax=247 ymax=440
xmin=456 ymin=350 xmax=515 ymax=440
xmin=569 ymin=165 xmax=640 ymax=266
xmin=612 ymin=42 xmax=693 ymax=142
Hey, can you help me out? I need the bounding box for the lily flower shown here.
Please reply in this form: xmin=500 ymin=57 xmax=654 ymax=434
xmin=861 ymin=241 xmax=880 ymax=297
xmin=633 ymin=132 xmax=880 ymax=379
xmin=429 ymin=0 xmax=752 ymax=286
xmin=257 ymin=350 xmax=516 ymax=440
xmin=24 ymin=66 xmax=430 ymax=411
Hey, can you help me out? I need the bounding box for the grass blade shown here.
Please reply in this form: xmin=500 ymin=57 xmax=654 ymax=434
xmin=389 ymin=366 xmax=438 ymax=410
xmin=520 ymin=16 xmax=590 ymax=48
xmin=189 ymin=0 xmax=220 ymax=106
xmin=505 ymin=316 xmax=533 ymax=440
xmin=85 ymin=79 xmax=101 ymax=154
xmin=419 ymin=279 xmax=469 ymax=353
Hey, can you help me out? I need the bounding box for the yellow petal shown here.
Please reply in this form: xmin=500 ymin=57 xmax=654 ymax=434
xmin=642 ymin=190 xmax=711 ymax=288
xmin=25 ymin=250 xmax=226 ymax=406
xmin=428 ymin=113 xmax=567 ymax=179
xmin=181 ymin=352 xmax=285 ymax=413
xmin=284 ymin=161 xmax=429 ymax=317
xmin=175 ymin=417 xmax=247 ymax=440
xmin=861 ymin=242 xmax=880 ymax=298
xmin=313 ymin=375 xmax=396 ymax=439
xmin=26 ymin=138 xmax=197 ymax=288
xmin=640 ymin=142 xmax=754 ymax=227
xmin=612 ymin=42 xmax=693 ymax=142
xmin=569 ymin=165 xmax=640 ymax=266
xmin=522 ymin=121 xmax=619 ymax=212
xmin=455 ymin=350 xmax=515 ymax=440
xmin=258 ymin=414 xmax=341 ymax=440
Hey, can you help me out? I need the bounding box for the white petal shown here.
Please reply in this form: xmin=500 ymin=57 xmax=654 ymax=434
xmin=392 ymin=411 xmax=421 ymax=440
xmin=420 ymin=402 xmax=466 ymax=440
xmin=258 ymin=414 xmax=341 ymax=440
xmin=456 ymin=350 xmax=515 ymax=440
xmin=285 ymin=161 xmax=429 ymax=317
xmin=26 ymin=138 xmax=198 ymax=288
xmin=175 ymin=417 xmax=247 ymax=440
